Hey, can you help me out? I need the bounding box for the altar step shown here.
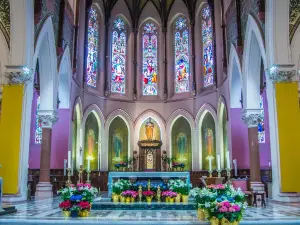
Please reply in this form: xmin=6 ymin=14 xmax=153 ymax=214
xmin=91 ymin=201 xmax=197 ymax=210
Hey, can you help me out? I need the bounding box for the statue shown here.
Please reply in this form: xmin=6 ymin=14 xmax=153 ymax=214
xmin=177 ymin=133 xmax=187 ymax=159
xmin=205 ymin=128 xmax=213 ymax=156
xmin=133 ymin=150 xmax=139 ymax=171
xmin=113 ymin=133 xmax=122 ymax=159
xmin=145 ymin=118 xmax=154 ymax=140
xmin=87 ymin=130 xmax=95 ymax=156
xmin=161 ymin=150 xmax=168 ymax=171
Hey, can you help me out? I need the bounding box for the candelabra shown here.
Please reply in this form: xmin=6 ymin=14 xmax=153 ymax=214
xmin=217 ymin=169 xmax=222 ymax=178
xmin=66 ymin=168 xmax=72 ymax=187
xmin=226 ymin=168 xmax=232 ymax=184
xmin=86 ymin=169 xmax=91 ymax=184
xmin=77 ymin=165 xmax=83 ymax=184
xmin=208 ymin=170 xmax=213 ymax=178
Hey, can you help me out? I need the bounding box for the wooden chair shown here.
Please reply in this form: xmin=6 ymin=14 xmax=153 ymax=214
xmin=231 ymin=179 xmax=253 ymax=206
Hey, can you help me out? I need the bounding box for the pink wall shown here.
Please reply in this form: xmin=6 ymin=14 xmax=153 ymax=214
xmin=28 ymin=91 xmax=70 ymax=169
xmin=230 ymin=91 xmax=271 ymax=169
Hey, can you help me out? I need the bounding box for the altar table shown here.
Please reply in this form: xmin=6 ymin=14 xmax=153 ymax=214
xmin=108 ymin=172 xmax=190 ymax=197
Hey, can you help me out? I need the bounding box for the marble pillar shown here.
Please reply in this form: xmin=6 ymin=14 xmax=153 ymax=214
xmin=242 ymin=110 xmax=265 ymax=194
xmin=35 ymin=112 xmax=58 ymax=199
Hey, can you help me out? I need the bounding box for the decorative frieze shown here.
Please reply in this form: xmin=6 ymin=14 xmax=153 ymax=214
xmin=241 ymin=109 xmax=264 ymax=128
xmin=38 ymin=111 xmax=58 ymax=129
xmin=266 ymin=65 xmax=296 ymax=83
xmin=5 ymin=67 xmax=33 ymax=84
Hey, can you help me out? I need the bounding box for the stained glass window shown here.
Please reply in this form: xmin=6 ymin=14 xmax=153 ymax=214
xmin=258 ymin=95 xmax=265 ymax=143
xmin=35 ymin=96 xmax=42 ymax=144
xmin=111 ymin=18 xmax=126 ymax=94
xmin=174 ymin=16 xmax=189 ymax=93
xmin=86 ymin=7 xmax=99 ymax=87
xmin=142 ymin=23 xmax=158 ymax=95
xmin=202 ymin=6 xmax=214 ymax=87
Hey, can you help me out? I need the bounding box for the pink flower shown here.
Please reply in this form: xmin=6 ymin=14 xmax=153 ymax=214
xmin=219 ymin=206 xmax=228 ymax=212
xmin=229 ymin=207 xmax=236 ymax=212
xmin=232 ymin=205 xmax=240 ymax=212
xmin=77 ymin=183 xmax=84 ymax=187
xmin=84 ymin=183 xmax=92 ymax=188
xmin=223 ymin=201 xmax=231 ymax=208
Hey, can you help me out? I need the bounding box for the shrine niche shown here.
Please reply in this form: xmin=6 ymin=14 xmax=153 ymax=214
xmin=171 ymin=117 xmax=192 ymax=171
xmin=138 ymin=118 xmax=162 ymax=171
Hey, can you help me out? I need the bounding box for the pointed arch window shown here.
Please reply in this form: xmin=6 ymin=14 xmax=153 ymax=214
xmin=142 ymin=23 xmax=158 ymax=95
xmin=35 ymin=96 xmax=42 ymax=144
xmin=174 ymin=16 xmax=189 ymax=93
xmin=202 ymin=6 xmax=214 ymax=87
xmin=111 ymin=18 xmax=126 ymax=94
xmin=86 ymin=6 xmax=99 ymax=88
xmin=258 ymin=95 xmax=265 ymax=143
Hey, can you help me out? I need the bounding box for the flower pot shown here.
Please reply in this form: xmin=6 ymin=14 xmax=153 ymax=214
xmin=165 ymin=196 xmax=170 ymax=202
xmin=80 ymin=210 xmax=90 ymax=217
xmin=126 ymin=197 xmax=131 ymax=203
xmin=197 ymin=208 xmax=206 ymax=221
xmin=210 ymin=217 xmax=219 ymax=225
xmin=131 ymin=197 xmax=135 ymax=202
xmin=120 ymin=196 xmax=126 ymax=203
xmin=62 ymin=211 xmax=71 ymax=217
xmin=112 ymin=195 xmax=119 ymax=203
xmin=221 ymin=218 xmax=239 ymax=225
xmin=70 ymin=211 xmax=79 ymax=218
xmin=175 ymin=195 xmax=181 ymax=203
xmin=181 ymin=195 xmax=189 ymax=203
xmin=169 ymin=197 xmax=175 ymax=203
xmin=146 ymin=196 xmax=152 ymax=203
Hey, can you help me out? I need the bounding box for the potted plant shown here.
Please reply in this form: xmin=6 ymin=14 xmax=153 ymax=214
xmin=127 ymin=157 xmax=133 ymax=171
xmin=142 ymin=190 xmax=155 ymax=203
xmin=59 ymin=200 xmax=72 ymax=217
xmin=78 ymin=201 xmax=91 ymax=217
xmin=162 ymin=190 xmax=177 ymax=203
xmin=121 ymin=190 xmax=134 ymax=203
xmin=70 ymin=205 xmax=81 ymax=217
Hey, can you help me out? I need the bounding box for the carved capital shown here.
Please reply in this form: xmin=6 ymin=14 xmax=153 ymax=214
xmin=266 ymin=65 xmax=296 ymax=83
xmin=241 ymin=109 xmax=263 ymax=128
xmin=38 ymin=110 xmax=58 ymax=128
xmin=5 ymin=67 xmax=33 ymax=84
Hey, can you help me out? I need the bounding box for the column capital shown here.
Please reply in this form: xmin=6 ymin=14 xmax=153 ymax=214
xmin=266 ymin=64 xmax=297 ymax=83
xmin=38 ymin=110 xmax=58 ymax=128
xmin=241 ymin=109 xmax=263 ymax=128
xmin=5 ymin=66 xmax=33 ymax=84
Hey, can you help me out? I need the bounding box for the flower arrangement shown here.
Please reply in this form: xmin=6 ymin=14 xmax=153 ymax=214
xmin=172 ymin=162 xmax=185 ymax=169
xmin=168 ymin=179 xmax=192 ymax=195
xmin=161 ymin=190 xmax=177 ymax=198
xmin=142 ymin=190 xmax=155 ymax=197
xmin=115 ymin=162 xmax=127 ymax=169
xmin=112 ymin=179 xmax=132 ymax=195
xmin=59 ymin=200 xmax=72 ymax=211
xmin=78 ymin=201 xmax=91 ymax=210
xmin=121 ymin=190 xmax=138 ymax=198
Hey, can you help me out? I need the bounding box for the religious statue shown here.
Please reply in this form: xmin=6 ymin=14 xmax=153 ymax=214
xmin=87 ymin=130 xmax=95 ymax=156
xmin=145 ymin=118 xmax=154 ymax=140
xmin=161 ymin=150 xmax=168 ymax=171
xmin=205 ymin=128 xmax=213 ymax=156
xmin=133 ymin=150 xmax=139 ymax=171
xmin=113 ymin=132 xmax=122 ymax=159
xmin=177 ymin=133 xmax=187 ymax=159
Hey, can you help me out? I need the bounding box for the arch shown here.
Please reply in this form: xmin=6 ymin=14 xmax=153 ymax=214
xmin=72 ymin=96 xmax=83 ymax=121
xmin=242 ymin=14 xmax=266 ymax=109
xmin=81 ymin=104 xmax=105 ymax=170
xmin=58 ymin=46 xmax=72 ymax=109
xmin=33 ymin=17 xmax=58 ymax=111
xmin=0 ymin=29 xmax=9 ymax=85
xmin=196 ymin=103 xmax=218 ymax=170
xmin=134 ymin=110 xmax=166 ymax=150
xmin=228 ymin=44 xmax=243 ymax=108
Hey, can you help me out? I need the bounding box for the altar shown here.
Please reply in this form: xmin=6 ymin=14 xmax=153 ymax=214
xmin=107 ymin=172 xmax=190 ymax=197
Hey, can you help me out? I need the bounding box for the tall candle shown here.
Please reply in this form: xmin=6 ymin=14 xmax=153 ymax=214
xmin=68 ymin=151 xmax=71 ymax=168
xmin=226 ymin=151 xmax=231 ymax=169
xmin=87 ymin=158 xmax=91 ymax=171
xmin=233 ymin=159 xmax=238 ymax=176
xmin=209 ymin=157 xmax=212 ymax=172
xmin=63 ymin=159 xmax=67 ymax=176
xmin=79 ymin=148 xmax=83 ymax=166
xmin=268 ymin=161 xmax=271 ymax=168
xmin=217 ymin=155 xmax=221 ymax=170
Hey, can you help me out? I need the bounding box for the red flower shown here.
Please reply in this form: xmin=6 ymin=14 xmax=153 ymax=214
xmin=59 ymin=200 xmax=72 ymax=210
xmin=84 ymin=183 xmax=92 ymax=188
xmin=78 ymin=201 xmax=91 ymax=210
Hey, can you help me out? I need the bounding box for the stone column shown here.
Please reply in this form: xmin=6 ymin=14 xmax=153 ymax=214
xmin=242 ymin=110 xmax=265 ymax=193
xmin=35 ymin=112 xmax=58 ymax=199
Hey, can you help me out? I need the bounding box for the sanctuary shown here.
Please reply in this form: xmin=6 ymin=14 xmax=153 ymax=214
xmin=0 ymin=0 xmax=300 ymax=224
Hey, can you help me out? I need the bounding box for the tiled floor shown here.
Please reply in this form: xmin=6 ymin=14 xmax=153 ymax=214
xmin=1 ymin=197 xmax=300 ymax=224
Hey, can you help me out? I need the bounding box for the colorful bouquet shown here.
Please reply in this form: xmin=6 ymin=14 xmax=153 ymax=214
xmin=112 ymin=179 xmax=132 ymax=195
xmin=168 ymin=179 xmax=192 ymax=195
xmin=121 ymin=190 xmax=138 ymax=198
xmin=59 ymin=200 xmax=72 ymax=211
xmin=78 ymin=201 xmax=91 ymax=211
xmin=162 ymin=190 xmax=177 ymax=198
xmin=142 ymin=190 xmax=155 ymax=197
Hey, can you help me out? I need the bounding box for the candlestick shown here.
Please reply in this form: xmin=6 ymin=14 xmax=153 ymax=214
xmin=66 ymin=168 xmax=72 ymax=187
xmin=217 ymin=154 xmax=221 ymax=170
xmin=226 ymin=168 xmax=232 ymax=184
xmin=226 ymin=151 xmax=231 ymax=169
xmin=207 ymin=156 xmax=213 ymax=177
xmin=216 ymin=169 xmax=221 ymax=178
xmin=87 ymin=158 xmax=91 ymax=172
xmin=86 ymin=170 xmax=91 ymax=184
xmin=68 ymin=151 xmax=71 ymax=168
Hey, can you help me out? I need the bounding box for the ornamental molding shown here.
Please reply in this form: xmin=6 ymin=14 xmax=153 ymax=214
xmin=37 ymin=111 xmax=59 ymax=128
xmin=241 ymin=109 xmax=263 ymax=128
xmin=5 ymin=66 xmax=33 ymax=84
xmin=266 ymin=65 xmax=296 ymax=83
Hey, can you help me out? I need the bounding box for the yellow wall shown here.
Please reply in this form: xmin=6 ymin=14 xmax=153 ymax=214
xmin=0 ymin=85 xmax=24 ymax=194
xmin=275 ymin=82 xmax=300 ymax=192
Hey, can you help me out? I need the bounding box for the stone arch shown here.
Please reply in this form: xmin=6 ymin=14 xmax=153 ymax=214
xmin=134 ymin=110 xmax=166 ymax=151
xmin=58 ymin=46 xmax=72 ymax=109
xmin=33 ymin=16 xmax=58 ymax=112
xmin=82 ymin=104 xmax=105 ymax=170
xmin=242 ymin=14 xmax=266 ymax=110
xmin=228 ymin=44 xmax=243 ymax=108
xmin=196 ymin=103 xmax=218 ymax=170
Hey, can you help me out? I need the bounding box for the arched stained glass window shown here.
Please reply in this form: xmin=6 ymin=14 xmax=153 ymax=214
xmin=86 ymin=6 xmax=99 ymax=88
xmin=202 ymin=6 xmax=214 ymax=87
xmin=35 ymin=96 xmax=42 ymax=144
xmin=174 ymin=16 xmax=189 ymax=93
xmin=258 ymin=95 xmax=265 ymax=143
xmin=142 ymin=23 xmax=158 ymax=95
xmin=111 ymin=18 xmax=126 ymax=94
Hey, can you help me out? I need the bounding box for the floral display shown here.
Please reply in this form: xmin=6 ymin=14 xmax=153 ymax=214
xmin=189 ymin=183 xmax=246 ymax=223
xmin=112 ymin=179 xmax=132 ymax=195
xmin=161 ymin=190 xmax=177 ymax=198
xmin=142 ymin=190 xmax=155 ymax=197
xmin=59 ymin=200 xmax=71 ymax=211
xmin=121 ymin=190 xmax=138 ymax=198
xmin=168 ymin=179 xmax=192 ymax=195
